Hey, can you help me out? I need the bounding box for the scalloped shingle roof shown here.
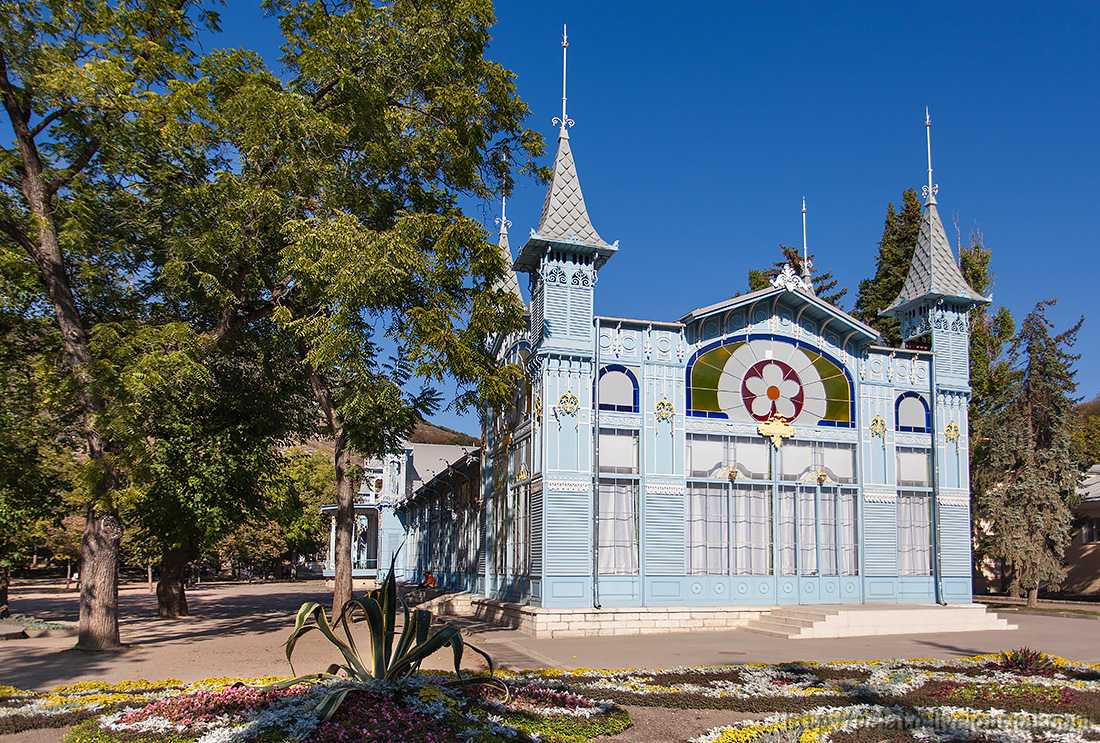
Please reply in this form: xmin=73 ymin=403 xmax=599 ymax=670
xmin=533 ymin=130 xmax=608 ymax=247
xmin=886 ymin=201 xmax=987 ymax=312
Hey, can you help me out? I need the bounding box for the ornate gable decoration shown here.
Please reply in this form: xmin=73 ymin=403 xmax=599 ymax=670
xmin=770 ymin=263 xmax=812 ymax=293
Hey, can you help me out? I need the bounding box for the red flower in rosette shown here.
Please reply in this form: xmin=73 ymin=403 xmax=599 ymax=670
xmin=741 ymin=360 xmax=804 ymax=421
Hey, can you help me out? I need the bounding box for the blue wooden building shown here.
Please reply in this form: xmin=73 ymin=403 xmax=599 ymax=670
xmin=396 ymin=44 xmax=987 ymax=613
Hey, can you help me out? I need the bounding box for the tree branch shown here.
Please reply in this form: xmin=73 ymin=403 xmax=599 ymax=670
xmin=0 ymin=216 xmax=33 ymax=254
xmin=29 ymin=107 xmax=69 ymax=138
xmin=47 ymin=135 xmax=100 ymax=195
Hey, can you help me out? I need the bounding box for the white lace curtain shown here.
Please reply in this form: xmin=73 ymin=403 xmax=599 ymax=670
xmin=598 ymin=479 xmax=639 ymax=575
xmin=732 ymin=486 xmax=771 ymax=575
xmin=898 ymin=492 xmax=932 ymax=576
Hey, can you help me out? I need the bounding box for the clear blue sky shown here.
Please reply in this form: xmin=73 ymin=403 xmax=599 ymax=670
xmin=212 ymin=1 xmax=1099 ymax=436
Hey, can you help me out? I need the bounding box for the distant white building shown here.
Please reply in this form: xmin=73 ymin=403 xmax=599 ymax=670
xmin=321 ymin=442 xmax=475 ymax=582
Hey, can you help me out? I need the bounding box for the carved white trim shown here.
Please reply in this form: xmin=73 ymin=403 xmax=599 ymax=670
xmin=545 ymin=479 xmax=590 ymax=493
xmin=599 ymin=413 xmax=639 ymax=428
xmin=863 ymin=488 xmax=897 ymax=504
xmin=646 ymin=480 xmax=685 ymax=495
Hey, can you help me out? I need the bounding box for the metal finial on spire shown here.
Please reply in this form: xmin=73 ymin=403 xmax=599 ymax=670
xmin=801 ymin=196 xmax=808 ymax=268
xmin=495 ymin=153 xmax=511 ymax=238
xmin=551 ymin=24 xmax=574 ymax=131
xmin=922 ymin=106 xmax=938 ymax=204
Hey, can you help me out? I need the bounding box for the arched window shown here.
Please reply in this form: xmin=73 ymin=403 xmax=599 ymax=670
xmin=895 ymin=392 xmax=930 ymax=432
xmin=597 ymin=365 xmax=639 ymax=412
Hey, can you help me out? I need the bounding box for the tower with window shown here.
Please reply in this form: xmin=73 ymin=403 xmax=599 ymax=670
xmin=512 ymin=26 xmax=618 ymax=606
xmin=881 ymin=109 xmax=989 ymax=601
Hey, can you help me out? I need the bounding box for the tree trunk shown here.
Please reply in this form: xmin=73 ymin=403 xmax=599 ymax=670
xmin=157 ymin=548 xmax=190 ymax=618
xmin=0 ymin=567 xmax=10 ymax=619
xmin=147 ymin=564 xmax=153 ymax=593
xmin=76 ymin=511 xmax=122 ymax=650
xmin=1027 ymin=586 xmax=1039 ymax=608
xmin=65 ymin=560 xmax=72 ymax=590
xmin=332 ymin=435 xmax=356 ymax=614
xmin=1 ymin=84 xmax=119 ymax=652
xmin=305 ymin=364 xmax=356 ymax=615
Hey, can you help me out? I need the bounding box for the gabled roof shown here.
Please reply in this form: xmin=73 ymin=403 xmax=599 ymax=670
xmin=884 ymin=200 xmax=988 ymax=315
xmin=514 ymin=128 xmax=617 ymax=272
xmin=680 ymin=284 xmax=881 ymax=343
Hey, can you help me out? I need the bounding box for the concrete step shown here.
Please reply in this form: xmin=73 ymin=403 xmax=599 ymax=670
xmin=744 ymin=604 xmax=1017 ymax=639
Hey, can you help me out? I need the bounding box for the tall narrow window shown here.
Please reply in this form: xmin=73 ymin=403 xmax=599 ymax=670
xmin=838 ymin=490 xmax=859 ymax=575
xmin=597 ymin=479 xmax=639 ymax=575
xmin=819 ymin=489 xmax=837 ymax=576
xmin=779 ymin=488 xmax=797 ymax=575
xmin=798 ymin=490 xmax=817 ymax=575
xmin=732 ymin=484 xmax=771 ymax=575
xmin=686 ymin=482 xmax=728 ymax=575
xmin=898 ymin=491 xmax=932 ymax=576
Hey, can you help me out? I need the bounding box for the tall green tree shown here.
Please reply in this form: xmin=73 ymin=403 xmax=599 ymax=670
xmin=106 ymin=328 xmax=311 ymax=617
xmin=167 ymin=0 xmax=536 ymax=612
xmin=854 ymin=189 xmax=923 ymax=344
xmin=747 ymin=245 xmax=848 ymax=306
xmin=977 ymin=301 xmax=1083 ymax=606
xmin=0 ymin=0 xmax=219 ymax=649
xmin=958 ymin=236 xmax=1016 ymax=583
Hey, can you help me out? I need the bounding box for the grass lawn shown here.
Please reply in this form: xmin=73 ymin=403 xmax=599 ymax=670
xmin=3 ymin=649 xmax=1099 ymax=742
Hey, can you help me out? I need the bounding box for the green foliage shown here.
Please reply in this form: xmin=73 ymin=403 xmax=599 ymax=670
xmin=283 ymin=552 xmax=500 ymax=719
xmin=854 ymin=189 xmax=923 ymax=344
xmin=747 ymin=245 xmax=848 ymax=306
xmin=959 ymin=237 xmax=1017 ymax=575
xmin=99 ymin=326 xmax=311 ymax=564
xmin=977 ymin=301 xmax=1083 ymax=598
xmin=501 ymin=708 xmax=633 ymax=743
xmin=0 ymin=307 xmax=70 ymax=573
xmin=998 ymin=647 xmax=1057 ymax=675
xmin=1073 ymin=395 xmax=1100 ymax=467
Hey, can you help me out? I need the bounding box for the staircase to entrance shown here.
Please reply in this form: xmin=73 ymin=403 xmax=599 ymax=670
xmin=744 ymin=603 xmax=1016 ymax=638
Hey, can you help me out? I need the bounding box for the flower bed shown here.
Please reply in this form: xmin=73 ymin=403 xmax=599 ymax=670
xmin=2 ymin=675 xmax=629 ymax=743
xmin=7 ymin=651 xmax=1100 ymax=742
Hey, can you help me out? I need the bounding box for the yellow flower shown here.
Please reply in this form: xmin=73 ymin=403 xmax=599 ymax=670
xmin=0 ymin=684 xmax=35 ymax=699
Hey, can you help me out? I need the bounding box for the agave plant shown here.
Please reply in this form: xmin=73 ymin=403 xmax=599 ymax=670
xmin=998 ymin=647 xmax=1057 ymax=676
xmin=283 ymin=551 xmax=504 ymax=718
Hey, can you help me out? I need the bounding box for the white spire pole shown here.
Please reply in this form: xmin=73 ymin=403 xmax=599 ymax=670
xmin=552 ymin=24 xmax=574 ymax=131
xmin=495 ymin=153 xmax=511 ymax=240
xmin=923 ymin=106 xmax=938 ymax=204
xmin=801 ymin=196 xmax=808 ymax=268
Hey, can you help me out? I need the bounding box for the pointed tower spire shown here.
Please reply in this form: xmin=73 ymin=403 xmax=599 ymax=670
xmin=883 ymin=108 xmax=987 ymax=317
xmin=514 ymin=24 xmax=616 ymax=272
xmin=494 ymin=188 xmax=522 ymax=299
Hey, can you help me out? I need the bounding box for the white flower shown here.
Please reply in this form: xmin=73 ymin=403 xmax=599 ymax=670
xmin=744 ymin=362 xmax=801 ymax=419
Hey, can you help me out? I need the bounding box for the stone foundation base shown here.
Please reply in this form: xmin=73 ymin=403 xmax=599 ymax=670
xmin=429 ymin=595 xmax=772 ymax=638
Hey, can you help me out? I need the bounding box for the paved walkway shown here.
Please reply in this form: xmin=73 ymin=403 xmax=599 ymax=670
xmin=3 ymin=581 xmax=1100 ymax=743
xmin=4 ymin=580 xmax=1100 ymax=692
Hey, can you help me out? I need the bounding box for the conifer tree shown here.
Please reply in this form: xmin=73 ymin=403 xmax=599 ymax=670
xmin=960 ymin=236 xmax=1016 ymax=586
xmin=977 ymin=301 xmax=1083 ymax=606
xmin=747 ymin=245 xmax=847 ymax=306
xmin=854 ymin=189 xmax=923 ymax=344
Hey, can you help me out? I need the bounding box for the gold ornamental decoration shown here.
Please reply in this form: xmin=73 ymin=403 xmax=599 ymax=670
xmin=757 ymin=415 xmax=795 ymax=448
xmin=944 ymin=421 xmax=961 ymax=443
xmin=869 ymin=415 xmax=887 ymax=439
xmin=557 ymin=390 xmax=579 ymax=415
xmin=654 ymin=398 xmax=675 ymax=423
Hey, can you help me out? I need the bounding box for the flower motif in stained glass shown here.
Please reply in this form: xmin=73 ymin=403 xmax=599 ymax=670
xmin=741 ymin=360 xmax=804 ymax=422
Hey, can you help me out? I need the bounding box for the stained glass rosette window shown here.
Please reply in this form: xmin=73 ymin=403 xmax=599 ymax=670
xmin=687 ymin=337 xmax=853 ymax=426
